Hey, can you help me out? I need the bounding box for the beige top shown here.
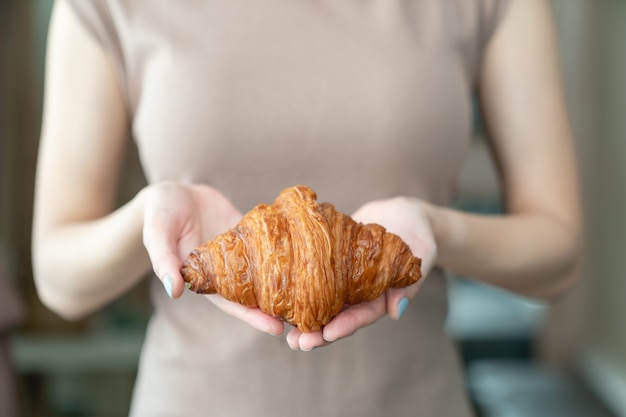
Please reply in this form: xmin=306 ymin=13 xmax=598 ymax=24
xmin=68 ymin=1 xmax=511 ymax=415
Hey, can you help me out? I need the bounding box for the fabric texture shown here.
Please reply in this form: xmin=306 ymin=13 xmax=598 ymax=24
xmin=66 ymin=1 xmax=512 ymax=416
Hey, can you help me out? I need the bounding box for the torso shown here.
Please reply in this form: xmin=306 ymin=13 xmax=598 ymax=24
xmin=130 ymin=0 xmax=476 ymax=211
xmin=67 ymin=0 xmax=510 ymax=415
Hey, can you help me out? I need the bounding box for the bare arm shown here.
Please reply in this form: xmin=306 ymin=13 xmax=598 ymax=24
xmin=32 ymin=0 xmax=149 ymax=320
xmin=430 ymin=0 xmax=581 ymax=299
xmin=290 ymin=0 xmax=581 ymax=350
xmin=33 ymin=2 xmax=285 ymax=337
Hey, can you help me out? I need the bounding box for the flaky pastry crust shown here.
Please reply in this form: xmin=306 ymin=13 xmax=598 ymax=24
xmin=181 ymin=185 xmax=421 ymax=332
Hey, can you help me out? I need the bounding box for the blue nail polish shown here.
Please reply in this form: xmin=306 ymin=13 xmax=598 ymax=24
xmin=163 ymin=275 xmax=173 ymax=299
xmin=397 ymin=297 xmax=409 ymax=320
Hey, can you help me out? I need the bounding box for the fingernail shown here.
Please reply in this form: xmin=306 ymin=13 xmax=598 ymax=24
xmin=397 ymin=297 xmax=409 ymax=320
xmin=163 ymin=274 xmax=173 ymax=299
xmin=322 ymin=334 xmax=336 ymax=343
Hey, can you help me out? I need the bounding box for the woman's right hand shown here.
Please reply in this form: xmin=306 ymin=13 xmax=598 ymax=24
xmin=141 ymin=182 xmax=285 ymax=336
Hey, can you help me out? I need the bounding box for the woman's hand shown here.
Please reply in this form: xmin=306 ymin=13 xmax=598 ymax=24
xmin=286 ymin=197 xmax=438 ymax=351
xmin=141 ymin=182 xmax=285 ymax=336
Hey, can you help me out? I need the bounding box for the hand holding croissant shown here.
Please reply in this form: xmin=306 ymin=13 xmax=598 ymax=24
xmin=181 ymin=185 xmax=422 ymax=332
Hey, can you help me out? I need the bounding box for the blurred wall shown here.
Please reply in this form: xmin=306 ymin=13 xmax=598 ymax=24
xmin=540 ymin=0 xmax=596 ymax=365
xmin=0 ymin=1 xmax=39 ymax=285
xmin=585 ymin=0 xmax=626 ymax=365
xmin=573 ymin=0 xmax=626 ymax=415
xmin=524 ymin=1 xmax=626 ymax=414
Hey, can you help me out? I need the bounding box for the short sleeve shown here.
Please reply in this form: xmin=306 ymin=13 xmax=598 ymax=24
xmin=468 ymin=0 xmax=512 ymax=88
xmin=479 ymin=0 xmax=513 ymax=53
xmin=65 ymin=0 xmax=130 ymax=113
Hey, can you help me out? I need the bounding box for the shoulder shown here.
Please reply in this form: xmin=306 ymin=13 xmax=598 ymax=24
xmin=427 ymin=0 xmax=514 ymax=87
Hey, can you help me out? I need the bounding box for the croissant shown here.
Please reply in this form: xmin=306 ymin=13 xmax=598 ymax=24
xmin=181 ymin=185 xmax=422 ymax=332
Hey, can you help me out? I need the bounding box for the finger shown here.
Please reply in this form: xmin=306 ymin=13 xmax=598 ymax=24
xmin=386 ymin=276 xmax=427 ymax=320
xmin=155 ymin=254 xmax=186 ymax=300
xmin=143 ymin=216 xmax=187 ymax=299
xmin=298 ymin=330 xmax=331 ymax=351
xmin=207 ymin=295 xmax=285 ymax=336
xmin=321 ymin=298 xmax=386 ymax=343
xmin=286 ymin=327 xmax=330 ymax=351
xmin=386 ymin=287 xmax=409 ymax=321
xmin=286 ymin=327 xmax=301 ymax=350
xmin=384 ymin=233 xmax=434 ymax=320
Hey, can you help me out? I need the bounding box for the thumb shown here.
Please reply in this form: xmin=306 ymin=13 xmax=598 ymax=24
xmin=143 ymin=218 xmax=187 ymax=300
xmin=143 ymin=243 xmax=187 ymax=299
xmin=386 ymin=279 xmax=424 ymax=320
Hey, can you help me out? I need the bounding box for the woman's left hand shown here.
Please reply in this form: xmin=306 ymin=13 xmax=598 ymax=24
xmin=286 ymin=197 xmax=438 ymax=351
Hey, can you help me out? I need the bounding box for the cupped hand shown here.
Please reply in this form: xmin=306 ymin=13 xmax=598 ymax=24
xmin=287 ymin=197 xmax=437 ymax=351
xmin=141 ymin=181 xmax=285 ymax=336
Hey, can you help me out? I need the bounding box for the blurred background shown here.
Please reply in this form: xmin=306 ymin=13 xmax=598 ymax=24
xmin=0 ymin=1 xmax=624 ymax=416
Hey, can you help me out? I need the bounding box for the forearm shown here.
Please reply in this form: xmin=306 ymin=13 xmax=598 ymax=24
xmin=32 ymin=191 xmax=150 ymax=320
xmin=429 ymin=205 xmax=581 ymax=299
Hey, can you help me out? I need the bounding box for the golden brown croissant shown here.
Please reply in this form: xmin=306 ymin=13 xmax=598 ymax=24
xmin=181 ymin=185 xmax=422 ymax=332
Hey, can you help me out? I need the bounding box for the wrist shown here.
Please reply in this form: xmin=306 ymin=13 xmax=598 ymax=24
xmin=423 ymin=203 xmax=462 ymax=268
